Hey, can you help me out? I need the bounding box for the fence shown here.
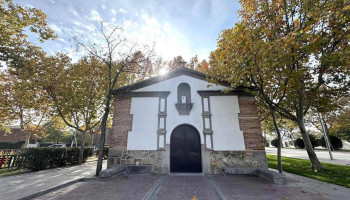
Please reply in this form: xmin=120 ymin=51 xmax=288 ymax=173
xmin=0 ymin=154 xmax=25 ymax=169
xmin=0 ymin=149 xmax=23 ymax=169
xmin=0 ymin=149 xmax=20 ymax=156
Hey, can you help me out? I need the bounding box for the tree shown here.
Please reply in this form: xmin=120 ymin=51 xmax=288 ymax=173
xmin=0 ymin=67 xmax=53 ymax=147
xmin=0 ymin=0 xmax=55 ymax=66
xmin=0 ymin=0 xmax=55 ymax=134
xmin=168 ymin=56 xmax=186 ymax=71
xmin=38 ymin=54 xmax=107 ymax=164
xmin=259 ymin=107 xmax=284 ymax=173
xmin=196 ymin=59 xmax=209 ymax=73
xmin=0 ymin=72 xmax=11 ymax=130
xmin=41 ymin=119 xmax=67 ymax=144
xmin=333 ymin=107 xmax=350 ymax=141
xmin=152 ymin=57 xmax=167 ymax=76
xmin=307 ymin=97 xmax=349 ymax=152
xmin=209 ymin=0 xmax=350 ymax=171
xmin=74 ymin=22 xmax=154 ymax=175
xmin=187 ymin=55 xmax=199 ymax=70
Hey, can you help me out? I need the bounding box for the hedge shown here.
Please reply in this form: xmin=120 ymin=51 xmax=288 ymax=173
xmin=318 ymin=135 xmax=343 ymax=150
xmin=103 ymin=147 xmax=109 ymax=159
xmin=264 ymin=137 xmax=270 ymax=147
xmin=271 ymin=138 xmax=279 ymax=148
xmin=295 ymin=135 xmax=317 ymax=149
xmin=0 ymin=141 xmax=25 ymax=149
xmin=18 ymin=147 xmax=94 ymax=171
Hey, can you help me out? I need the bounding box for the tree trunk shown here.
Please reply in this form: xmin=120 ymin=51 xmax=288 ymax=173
xmin=296 ymin=117 xmax=322 ymax=171
xmin=91 ymin=133 xmax=94 ymax=146
xmin=323 ymin=122 xmax=333 ymax=151
xmin=290 ymin=132 xmax=296 ymax=149
xmin=271 ymin=111 xmax=283 ymax=173
xmin=79 ymin=131 xmax=86 ymax=165
xmin=96 ymin=93 xmax=112 ymax=176
xmin=24 ymin=132 xmax=30 ymax=148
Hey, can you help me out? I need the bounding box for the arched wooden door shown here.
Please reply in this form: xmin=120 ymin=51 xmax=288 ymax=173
xmin=170 ymin=125 xmax=202 ymax=173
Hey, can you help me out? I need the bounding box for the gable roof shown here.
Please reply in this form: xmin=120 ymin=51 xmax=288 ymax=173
xmin=111 ymin=67 xmax=232 ymax=94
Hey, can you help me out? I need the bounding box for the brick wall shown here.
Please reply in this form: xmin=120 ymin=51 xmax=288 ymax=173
xmin=109 ymin=97 xmax=133 ymax=149
xmin=0 ymin=128 xmax=37 ymax=143
xmin=238 ymin=96 xmax=265 ymax=150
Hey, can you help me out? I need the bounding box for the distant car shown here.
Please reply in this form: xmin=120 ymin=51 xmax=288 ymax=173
xmin=48 ymin=144 xmax=66 ymax=148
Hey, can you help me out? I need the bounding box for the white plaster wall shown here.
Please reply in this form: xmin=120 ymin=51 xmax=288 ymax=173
xmin=211 ymin=96 xmax=246 ymax=151
xmin=127 ymin=97 xmax=158 ymax=150
xmin=127 ymin=75 xmax=245 ymax=151
xmin=135 ymin=75 xmax=226 ymax=145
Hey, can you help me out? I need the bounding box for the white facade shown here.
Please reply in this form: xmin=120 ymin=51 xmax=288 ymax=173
xmin=126 ymin=75 xmax=246 ymax=151
xmin=211 ymin=96 xmax=245 ymax=150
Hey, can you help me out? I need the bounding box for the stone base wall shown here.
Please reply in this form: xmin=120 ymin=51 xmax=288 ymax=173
xmin=108 ymin=148 xmax=165 ymax=173
xmin=210 ymin=150 xmax=267 ymax=174
xmin=108 ymin=148 xmax=267 ymax=174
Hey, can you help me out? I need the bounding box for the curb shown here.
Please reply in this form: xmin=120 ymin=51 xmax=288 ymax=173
xmin=18 ymin=177 xmax=97 ymax=200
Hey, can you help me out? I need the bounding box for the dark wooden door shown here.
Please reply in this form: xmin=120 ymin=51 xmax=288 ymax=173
xmin=170 ymin=125 xmax=202 ymax=173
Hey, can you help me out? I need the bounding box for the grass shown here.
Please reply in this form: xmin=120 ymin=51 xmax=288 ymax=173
xmin=0 ymin=168 xmax=29 ymax=178
xmin=266 ymin=154 xmax=350 ymax=188
xmin=275 ymin=147 xmax=350 ymax=152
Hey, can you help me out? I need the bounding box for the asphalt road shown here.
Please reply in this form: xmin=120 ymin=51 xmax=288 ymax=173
xmin=265 ymin=147 xmax=350 ymax=166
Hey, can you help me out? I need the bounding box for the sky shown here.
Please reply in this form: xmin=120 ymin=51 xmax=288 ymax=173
xmin=15 ymin=0 xmax=241 ymax=62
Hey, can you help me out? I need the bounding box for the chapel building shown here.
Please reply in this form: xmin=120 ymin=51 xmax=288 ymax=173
xmin=107 ymin=68 xmax=267 ymax=174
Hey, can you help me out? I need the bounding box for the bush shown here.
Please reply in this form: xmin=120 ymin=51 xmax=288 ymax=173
xmin=0 ymin=141 xmax=25 ymax=149
xmin=294 ymin=135 xmax=317 ymax=149
xmin=84 ymin=147 xmax=94 ymax=159
xmin=263 ymin=137 xmax=270 ymax=147
xmin=295 ymin=138 xmax=305 ymax=148
xmin=18 ymin=147 xmax=94 ymax=171
xmin=271 ymin=138 xmax=279 ymax=148
xmin=309 ymin=134 xmax=317 ymax=147
xmin=103 ymin=147 xmax=109 ymax=159
xmin=319 ymin=135 xmax=343 ymax=150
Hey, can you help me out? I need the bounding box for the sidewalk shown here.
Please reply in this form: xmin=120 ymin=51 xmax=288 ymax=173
xmin=269 ymin=168 xmax=350 ymax=200
xmin=0 ymin=161 xmax=106 ymax=200
xmin=265 ymin=147 xmax=350 ymax=166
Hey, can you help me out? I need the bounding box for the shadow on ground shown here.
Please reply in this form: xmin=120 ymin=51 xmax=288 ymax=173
xmin=35 ymin=174 xmax=327 ymax=200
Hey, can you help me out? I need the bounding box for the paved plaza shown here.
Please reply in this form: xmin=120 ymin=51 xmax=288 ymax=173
xmin=36 ymin=174 xmax=329 ymax=200
xmin=1 ymin=158 xmax=349 ymax=200
xmin=265 ymin=147 xmax=350 ymax=166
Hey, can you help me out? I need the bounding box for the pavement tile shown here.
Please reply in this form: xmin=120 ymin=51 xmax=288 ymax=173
xmin=35 ymin=174 xmax=331 ymax=200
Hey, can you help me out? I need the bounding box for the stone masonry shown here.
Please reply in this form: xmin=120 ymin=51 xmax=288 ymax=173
xmin=210 ymin=150 xmax=267 ymax=174
xmin=108 ymin=149 xmax=164 ymax=173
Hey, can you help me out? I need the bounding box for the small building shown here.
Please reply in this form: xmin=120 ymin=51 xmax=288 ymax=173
xmin=0 ymin=126 xmax=38 ymax=144
xmin=107 ymin=68 xmax=267 ymax=174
